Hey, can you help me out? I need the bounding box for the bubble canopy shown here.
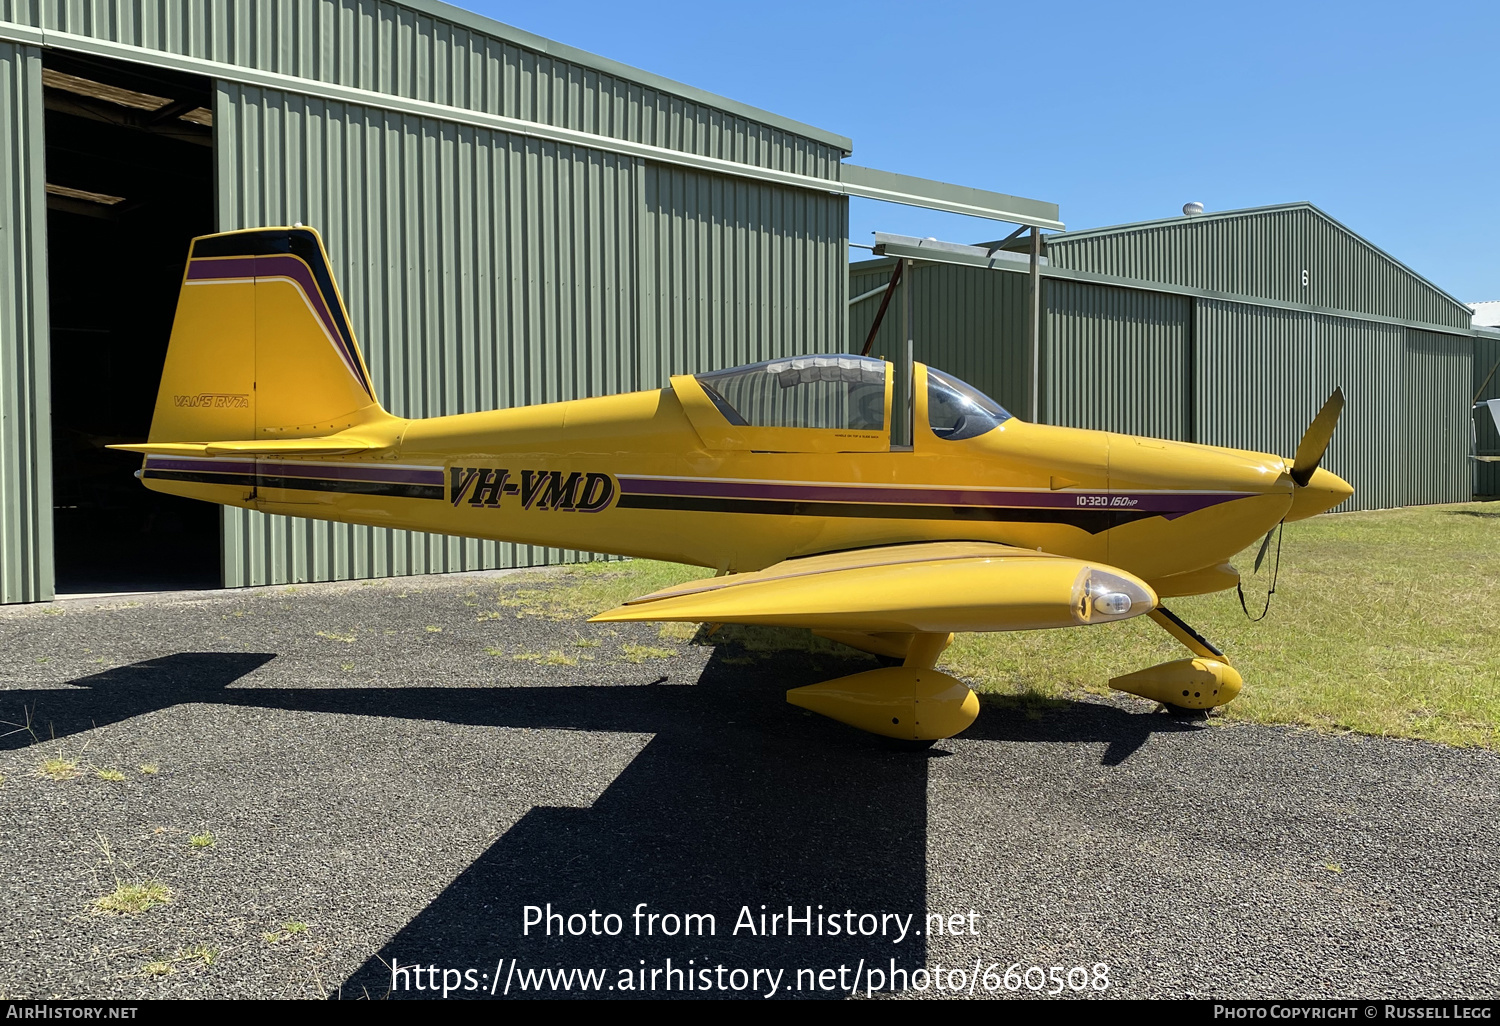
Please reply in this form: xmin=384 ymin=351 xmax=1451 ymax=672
xmin=690 ymin=355 xmax=1014 ymax=441
xmin=694 ymin=355 xmax=887 ymax=431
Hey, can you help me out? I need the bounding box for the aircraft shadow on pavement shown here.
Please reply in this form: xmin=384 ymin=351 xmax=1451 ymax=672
xmin=2 ymin=647 xmax=1202 ymax=999
xmin=964 ymin=693 xmax=1208 ymax=766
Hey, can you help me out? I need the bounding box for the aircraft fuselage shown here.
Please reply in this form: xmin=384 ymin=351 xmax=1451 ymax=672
xmin=140 ymin=364 xmax=1348 ymax=590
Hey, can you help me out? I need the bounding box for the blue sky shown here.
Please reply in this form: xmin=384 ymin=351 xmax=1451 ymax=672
xmin=470 ymin=0 xmax=1498 ymax=301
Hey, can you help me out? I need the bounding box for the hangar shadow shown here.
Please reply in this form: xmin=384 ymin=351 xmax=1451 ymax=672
xmin=0 ymin=647 xmax=1202 ymax=999
xmin=0 ymin=652 xmax=277 ymax=749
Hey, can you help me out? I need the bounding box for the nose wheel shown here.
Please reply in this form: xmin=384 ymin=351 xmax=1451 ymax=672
xmin=1158 ymin=702 xmax=1211 ymax=721
xmin=882 ymin=737 xmax=941 ymax=752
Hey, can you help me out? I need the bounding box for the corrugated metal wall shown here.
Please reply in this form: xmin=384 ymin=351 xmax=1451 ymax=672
xmin=848 ymin=261 xmax=1029 ymax=416
xmin=1195 ymin=301 xmax=1406 ymax=513
xmin=0 ymin=41 xmax=52 ymax=603
xmin=17 ymin=0 xmax=845 ymax=177
xmin=1402 ymin=330 xmax=1473 ymax=506
xmin=0 ymin=0 xmax=850 ymax=599
xmin=1045 ymin=279 xmax=1191 ymax=440
xmin=1476 ymin=336 xmax=1500 ymax=498
xmin=1047 ymin=205 xmax=1472 ymax=330
xmin=217 ymin=83 xmax=845 ymax=587
xmin=639 ymin=165 xmax=846 ymax=382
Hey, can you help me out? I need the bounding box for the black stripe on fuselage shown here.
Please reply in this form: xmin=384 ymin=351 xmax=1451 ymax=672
xmin=616 ymin=493 xmax=1157 ymax=534
xmin=143 ymin=469 xmax=443 ymax=500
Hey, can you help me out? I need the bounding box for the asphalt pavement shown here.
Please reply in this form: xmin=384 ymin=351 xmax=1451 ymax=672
xmin=0 ymin=567 xmax=1495 ymax=1000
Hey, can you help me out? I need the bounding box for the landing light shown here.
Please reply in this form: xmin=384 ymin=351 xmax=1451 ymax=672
xmin=1073 ymin=568 xmax=1154 ymax=624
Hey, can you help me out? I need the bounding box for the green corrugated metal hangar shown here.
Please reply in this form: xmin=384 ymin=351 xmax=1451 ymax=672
xmin=0 ymin=0 xmax=1058 ymax=604
xmin=852 ymin=203 xmax=1488 ymax=515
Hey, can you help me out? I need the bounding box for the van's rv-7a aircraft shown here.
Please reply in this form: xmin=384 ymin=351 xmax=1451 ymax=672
xmin=114 ymin=226 xmax=1353 ymax=744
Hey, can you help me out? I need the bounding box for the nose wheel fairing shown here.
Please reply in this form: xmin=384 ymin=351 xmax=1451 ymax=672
xmin=1108 ymin=606 xmax=1242 ymax=711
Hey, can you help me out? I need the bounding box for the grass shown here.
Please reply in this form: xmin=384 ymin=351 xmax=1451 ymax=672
xmin=512 ymin=650 xmax=584 ymax=667
xmin=138 ymin=763 xmax=159 ymax=775
xmin=38 ymin=756 xmax=80 ymax=781
xmin=619 ymin=644 xmax=678 ymax=663
xmin=177 ymin=944 xmax=219 ymax=966
xmin=263 ymin=921 xmax=309 ymax=945
xmin=140 ymin=961 xmax=174 ymax=978
xmin=939 ymin=503 xmax=1500 ymax=749
xmin=494 ymin=560 xmax=707 ymax=620
xmin=657 ymin=622 xmax=699 ymax=643
xmin=94 ymin=768 xmax=126 ymax=782
xmin=94 ymin=881 xmax=172 ymax=915
xmin=189 ymin=832 xmax=216 ymax=849
xmin=522 ymin=505 xmax=1499 ymax=749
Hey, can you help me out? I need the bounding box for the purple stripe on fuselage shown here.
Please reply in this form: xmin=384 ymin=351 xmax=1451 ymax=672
xmin=617 ymin=476 xmax=1249 ymax=516
xmin=144 ymin=456 xmax=441 ymax=486
xmin=256 ymin=461 xmax=443 ymax=485
xmin=187 ymin=255 xmax=367 ymax=389
xmin=146 ymin=456 xmax=257 ymax=476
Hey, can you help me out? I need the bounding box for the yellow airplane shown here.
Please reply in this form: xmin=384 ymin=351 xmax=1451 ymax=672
xmin=112 ymin=226 xmax=1352 ymax=745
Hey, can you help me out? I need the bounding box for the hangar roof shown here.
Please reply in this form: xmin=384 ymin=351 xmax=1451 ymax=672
xmin=398 ymin=0 xmax=852 ymax=153
xmin=1026 ymin=202 xmax=1471 ymax=329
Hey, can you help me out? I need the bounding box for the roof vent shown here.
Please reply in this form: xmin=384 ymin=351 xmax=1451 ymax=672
xmin=1183 ymin=201 xmax=1205 ymax=217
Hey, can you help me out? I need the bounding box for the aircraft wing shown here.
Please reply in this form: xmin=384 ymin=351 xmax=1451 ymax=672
xmin=590 ymin=541 xmax=1156 ymax=634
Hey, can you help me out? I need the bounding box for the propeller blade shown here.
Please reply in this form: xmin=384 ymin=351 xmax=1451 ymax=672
xmin=1252 ymin=528 xmax=1275 ymax=573
xmin=1291 ymin=388 xmax=1345 ymax=487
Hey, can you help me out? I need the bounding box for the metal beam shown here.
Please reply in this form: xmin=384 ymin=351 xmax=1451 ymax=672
xmin=894 ymin=262 xmax=915 ymax=450
xmin=843 ymin=164 xmax=1062 ymax=230
xmin=43 ymin=89 xmax=211 ymax=147
xmin=873 ymin=233 xmax=1047 ymax=269
xmin=860 ymin=259 xmax=904 ymax=357
xmin=1028 ymin=226 xmax=1042 ymax=423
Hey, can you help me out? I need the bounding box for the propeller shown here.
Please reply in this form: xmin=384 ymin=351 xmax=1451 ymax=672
xmin=1289 ymin=388 xmax=1345 ymax=487
xmin=1240 ymin=388 xmax=1345 ymax=621
xmin=1252 ymin=527 xmax=1275 ymax=573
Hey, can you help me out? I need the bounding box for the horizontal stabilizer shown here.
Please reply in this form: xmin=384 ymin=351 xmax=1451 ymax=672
xmin=108 ymin=436 xmax=382 ymax=457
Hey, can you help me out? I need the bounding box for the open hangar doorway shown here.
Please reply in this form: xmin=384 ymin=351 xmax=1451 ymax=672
xmin=43 ymin=51 xmax=219 ymax=594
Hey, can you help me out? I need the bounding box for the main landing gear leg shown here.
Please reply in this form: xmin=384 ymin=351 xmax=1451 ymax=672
xmin=1107 ymin=607 xmax=1245 ymax=716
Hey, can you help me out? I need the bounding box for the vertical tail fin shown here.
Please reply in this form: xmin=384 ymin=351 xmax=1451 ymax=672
xmin=143 ymin=226 xmax=384 ymax=444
